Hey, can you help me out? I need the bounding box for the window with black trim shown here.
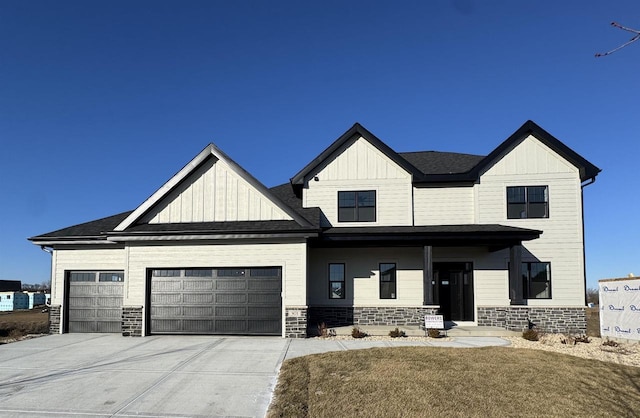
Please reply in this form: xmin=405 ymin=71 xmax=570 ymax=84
xmin=338 ymin=191 xmax=376 ymax=222
xmin=522 ymin=262 xmax=551 ymax=299
xmin=379 ymin=263 xmax=396 ymax=299
xmin=328 ymin=263 xmax=345 ymax=299
xmin=507 ymin=186 xmax=548 ymax=219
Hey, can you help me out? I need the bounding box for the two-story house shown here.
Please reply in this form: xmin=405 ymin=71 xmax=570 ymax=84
xmin=29 ymin=120 xmax=600 ymax=337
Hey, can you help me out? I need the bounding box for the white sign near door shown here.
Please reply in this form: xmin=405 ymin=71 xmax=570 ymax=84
xmin=424 ymin=314 xmax=444 ymax=329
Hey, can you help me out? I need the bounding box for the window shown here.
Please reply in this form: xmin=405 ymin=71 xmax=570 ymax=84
xmin=328 ymin=263 xmax=345 ymax=299
xmin=99 ymin=272 xmax=124 ymax=282
xmin=184 ymin=269 xmax=213 ymax=277
xmin=338 ymin=191 xmax=376 ymax=222
xmin=507 ymin=186 xmax=548 ymax=219
xmin=69 ymin=272 xmax=96 ymax=282
xmin=522 ymin=262 xmax=551 ymax=299
xmin=70 ymin=271 xmax=125 ymax=282
xmin=152 ymin=269 xmax=181 ymax=277
xmin=379 ymin=263 xmax=396 ymax=299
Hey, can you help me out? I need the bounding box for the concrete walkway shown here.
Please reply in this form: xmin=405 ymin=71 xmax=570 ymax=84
xmin=0 ymin=334 xmax=509 ymax=418
xmin=285 ymin=335 xmax=510 ymax=359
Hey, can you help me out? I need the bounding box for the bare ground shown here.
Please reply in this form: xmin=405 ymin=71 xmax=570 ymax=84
xmin=0 ymin=309 xmax=49 ymax=343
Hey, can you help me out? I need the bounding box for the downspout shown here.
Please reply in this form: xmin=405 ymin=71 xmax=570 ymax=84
xmin=581 ymin=177 xmax=597 ymax=306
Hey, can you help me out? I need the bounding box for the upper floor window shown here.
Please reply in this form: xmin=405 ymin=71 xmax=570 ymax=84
xmin=507 ymin=186 xmax=548 ymax=219
xmin=338 ymin=191 xmax=376 ymax=222
xmin=522 ymin=262 xmax=551 ymax=299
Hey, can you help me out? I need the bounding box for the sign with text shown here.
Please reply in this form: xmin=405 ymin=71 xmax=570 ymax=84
xmin=599 ymin=277 xmax=640 ymax=341
xmin=425 ymin=314 xmax=444 ymax=329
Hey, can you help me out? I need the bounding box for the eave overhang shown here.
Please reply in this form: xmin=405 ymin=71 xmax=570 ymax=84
xmin=312 ymin=224 xmax=542 ymax=249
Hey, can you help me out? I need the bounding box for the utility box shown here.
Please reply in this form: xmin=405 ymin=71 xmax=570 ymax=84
xmin=599 ymin=276 xmax=640 ymax=342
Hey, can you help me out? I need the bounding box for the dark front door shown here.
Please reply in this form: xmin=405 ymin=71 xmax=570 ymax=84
xmin=434 ymin=262 xmax=474 ymax=322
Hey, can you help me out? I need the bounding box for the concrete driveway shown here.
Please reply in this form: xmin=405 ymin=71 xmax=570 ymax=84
xmin=0 ymin=334 xmax=290 ymax=418
xmin=0 ymin=334 xmax=509 ymax=417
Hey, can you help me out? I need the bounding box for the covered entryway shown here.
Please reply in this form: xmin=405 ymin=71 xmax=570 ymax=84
xmin=149 ymin=267 xmax=282 ymax=335
xmin=66 ymin=271 xmax=124 ymax=333
xmin=434 ymin=262 xmax=474 ymax=322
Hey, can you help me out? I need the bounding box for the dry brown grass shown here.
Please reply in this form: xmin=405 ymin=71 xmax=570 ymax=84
xmin=268 ymin=346 xmax=640 ymax=418
xmin=0 ymin=309 xmax=49 ymax=343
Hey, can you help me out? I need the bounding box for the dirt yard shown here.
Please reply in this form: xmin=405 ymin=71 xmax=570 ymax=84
xmin=0 ymin=309 xmax=49 ymax=343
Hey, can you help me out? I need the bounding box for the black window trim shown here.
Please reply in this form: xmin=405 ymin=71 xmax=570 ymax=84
xmin=379 ymin=262 xmax=397 ymax=299
xmin=328 ymin=263 xmax=346 ymax=299
xmin=506 ymin=185 xmax=549 ymax=219
xmin=522 ymin=261 xmax=552 ymax=300
xmin=337 ymin=190 xmax=377 ymax=223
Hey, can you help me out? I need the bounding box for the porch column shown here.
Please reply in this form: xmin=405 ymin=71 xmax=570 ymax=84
xmin=423 ymin=245 xmax=434 ymax=305
xmin=509 ymin=244 xmax=525 ymax=305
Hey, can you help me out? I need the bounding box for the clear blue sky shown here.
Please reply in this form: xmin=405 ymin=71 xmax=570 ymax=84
xmin=1 ymin=1 xmax=638 ymax=289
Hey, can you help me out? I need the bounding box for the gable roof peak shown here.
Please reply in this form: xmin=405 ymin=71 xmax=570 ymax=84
xmin=290 ymin=122 xmax=423 ymax=185
xmin=471 ymin=119 xmax=601 ymax=182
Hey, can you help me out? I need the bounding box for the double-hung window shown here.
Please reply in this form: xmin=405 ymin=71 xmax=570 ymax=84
xmin=328 ymin=263 xmax=345 ymax=299
xmin=379 ymin=263 xmax=397 ymax=299
xmin=338 ymin=191 xmax=376 ymax=222
xmin=522 ymin=262 xmax=551 ymax=299
xmin=507 ymin=186 xmax=548 ymax=219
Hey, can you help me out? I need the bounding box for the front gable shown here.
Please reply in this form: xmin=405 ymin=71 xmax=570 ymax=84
xmin=306 ymin=135 xmax=411 ymax=183
xmin=115 ymin=144 xmax=311 ymax=231
xmin=141 ymin=156 xmax=292 ymax=224
xmin=480 ymin=134 xmax=578 ymax=178
xmin=475 ymin=120 xmax=601 ymax=182
xmin=290 ymin=123 xmax=422 ymax=186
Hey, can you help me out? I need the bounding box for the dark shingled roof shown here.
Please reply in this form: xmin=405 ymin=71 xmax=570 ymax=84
xmin=269 ymin=183 xmax=321 ymax=227
xmin=30 ymin=211 xmax=133 ymax=239
xmin=119 ymin=220 xmax=314 ymax=234
xmin=399 ymin=151 xmax=485 ymax=175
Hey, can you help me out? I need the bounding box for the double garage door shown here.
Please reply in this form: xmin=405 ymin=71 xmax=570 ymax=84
xmin=150 ymin=267 xmax=282 ymax=335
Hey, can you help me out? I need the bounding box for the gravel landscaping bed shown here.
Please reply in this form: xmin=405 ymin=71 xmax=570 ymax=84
xmin=505 ymin=334 xmax=640 ymax=367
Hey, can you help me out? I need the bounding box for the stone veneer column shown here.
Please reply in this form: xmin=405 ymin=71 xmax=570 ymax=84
xmin=285 ymin=306 xmax=308 ymax=338
xmin=121 ymin=306 xmax=143 ymax=337
xmin=48 ymin=305 xmax=61 ymax=334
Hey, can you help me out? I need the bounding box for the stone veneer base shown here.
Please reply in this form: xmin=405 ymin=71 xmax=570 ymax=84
xmin=308 ymin=306 xmax=439 ymax=333
xmin=121 ymin=306 xmax=143 ymax=337
xmin=49 ymin=305 xmax=61 ymax=334
xmin=477 ymin=306 xmax=586 ymax=334
xmin=285 ymin=307 xmax=308 ymax=338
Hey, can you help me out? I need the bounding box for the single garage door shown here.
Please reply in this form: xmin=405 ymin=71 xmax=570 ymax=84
xmin=150 ymin=267 xmax=282 ymax=335
xmin=67 ymin=271 xmax=124 ymax=333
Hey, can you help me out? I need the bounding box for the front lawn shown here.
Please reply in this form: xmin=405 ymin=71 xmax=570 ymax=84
xmin=268 ymin=346 xmax=640 ymax=417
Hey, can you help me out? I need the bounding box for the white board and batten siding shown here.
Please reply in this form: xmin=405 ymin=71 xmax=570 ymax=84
xmin=475 ymin=134 xmax=586 ymax=307
xmin=142 ymin=157 xmax=292 ymax=224
xmin=303 ymin=136 xmax=413 ymax=227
